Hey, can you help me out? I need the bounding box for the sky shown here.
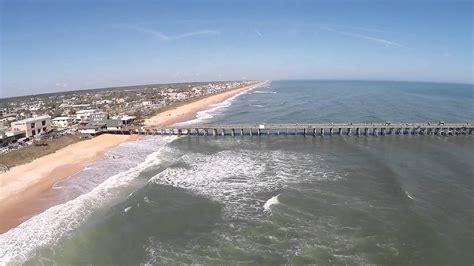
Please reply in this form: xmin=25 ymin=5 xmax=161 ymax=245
xmin=0 ymin=0 xmax=473 ymax=97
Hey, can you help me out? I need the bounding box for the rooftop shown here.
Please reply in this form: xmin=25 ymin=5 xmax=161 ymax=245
xmin=14 ymin=115 xmax=51 ymax=123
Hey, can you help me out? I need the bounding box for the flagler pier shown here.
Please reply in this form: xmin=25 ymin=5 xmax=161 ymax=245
xmin=135 ymin=123 xmax=473 ymax=137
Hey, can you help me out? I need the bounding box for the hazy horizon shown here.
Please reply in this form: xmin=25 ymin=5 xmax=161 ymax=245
xmin=2 ymin=78 xmax=474 ymax=100
xmin=1 ymin=0 xmax=473 ymax=97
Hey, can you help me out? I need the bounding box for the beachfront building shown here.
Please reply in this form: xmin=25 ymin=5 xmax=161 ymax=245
xmin=105 ymin=119 xmax=124 ymax=131
xmin=78 ymin=123 xmax=106 ymax=135
xmin=75 ymin=109 xmax=98 ymax=122
xmin=119 ymin=115 xmax=136 ymax=125
xmin=11 ymin=115 xmax=51 ymax=137
xmin=51 ymin=116 xmax=73 ymax=128
xmin=90 ymin=111 xmax=109 ymax=122
xmin=0 ymin=129 xmax=26 ymax=147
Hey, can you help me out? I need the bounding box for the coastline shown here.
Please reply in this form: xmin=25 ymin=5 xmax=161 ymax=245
xmin=145 ymin=81 xmax=267 ymax=127
xmin=0 ymin=81 xmax=266 ymax=234
xmin=0 ymin=134 xmax=138 ymax=232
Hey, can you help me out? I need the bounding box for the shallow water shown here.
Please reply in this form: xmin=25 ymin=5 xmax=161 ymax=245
xmin=1 ymin=80 xmax=472 ymax=265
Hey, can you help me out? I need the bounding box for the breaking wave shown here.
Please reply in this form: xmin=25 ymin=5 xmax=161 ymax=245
xmin=0 ymin=136 xmax=177 ymax=264
xmin=149 ymin=149 xmax=342 ymax=220
xmin=263 ymin=194 xmax=280 ymax=212
xmin=252 ymin=90 xmax=277 ymax=94
xmin=174 ymin=84 xmax=262 ymax=126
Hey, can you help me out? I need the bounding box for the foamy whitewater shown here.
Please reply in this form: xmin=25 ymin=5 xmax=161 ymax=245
xmin=0 ymin=80 xmax=472 ymax=265
xmin=0 ymin=136 xmax=176 ymax=263
xmin=173 ymin=82 xmax=265 ymax=126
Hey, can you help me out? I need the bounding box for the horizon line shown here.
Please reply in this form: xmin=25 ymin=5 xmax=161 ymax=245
xmin=1 ymin=78 xmax=473 ymax=100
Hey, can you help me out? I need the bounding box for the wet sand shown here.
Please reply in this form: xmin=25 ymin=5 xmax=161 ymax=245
xmin=0 ymin=134 xmax=138 ymax=233
xmin=145 ymin=82 xmax=266 ymax=127
xmin=0 ymin=81 xmax=265 ymax=234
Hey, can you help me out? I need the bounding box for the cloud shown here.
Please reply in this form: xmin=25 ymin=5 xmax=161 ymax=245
xmin=321 ymin=26 xmax=403 ymax=48
xmin=114 ymin=25 xmax=220 ymax=41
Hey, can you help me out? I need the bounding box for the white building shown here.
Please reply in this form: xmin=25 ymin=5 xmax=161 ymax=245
xmin=11 ymin=115 xmax=51 ymax=137
xmin=52 ymin=116 xmax=73 ymax=128
xmin=75 ymin=109 xmax=98 ymax=122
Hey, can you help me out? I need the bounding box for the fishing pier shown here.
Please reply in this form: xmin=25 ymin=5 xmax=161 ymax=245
xmin=139 ymin=123 xmax=473 ymax=137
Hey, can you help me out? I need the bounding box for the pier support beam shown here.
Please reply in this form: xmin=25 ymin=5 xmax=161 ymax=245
xmin=204 ymin=129 xmax=208 ymax=136
xmin=221 ymin=129 xmax=226 ymax=136
xmin=338 ymin=128 xmax=342 ymax=135
xmin=312 ymin=128 xmax=316 ymax=137
xmin=303 ymin=128 xmax=306 ymax=136
xmin=249 ymin=128 xmax=253 ymax=136
xmin=177 ymin=129 xmax=182 ymax=136
xmin=213 ymin=129 xmax=217 ymax=136
xmin=240 ymin=128 xmax=244 ymax=136
xmin=330 ymin=128 xmax=334 ymax=136
xmin=356 ymin=128 xmax=360 ymax=136
xmin=231 ymin=128 xmax=235 ymax=137
xmin=347 ymin=128 xmax=351 ymax=136
xmin=257 ymin=128 xmax=261 ymax=136
xmin=373 ymin=128 xmax=378 ymax=136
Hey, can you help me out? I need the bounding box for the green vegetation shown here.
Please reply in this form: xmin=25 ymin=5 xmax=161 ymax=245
xmin=0 ymin=135 xmax=84 ymax=169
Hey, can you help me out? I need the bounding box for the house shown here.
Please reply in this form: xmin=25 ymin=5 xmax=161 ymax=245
xmin=11 ymin=115 xmax=51 ymax=137
xmin=0 ymin=130 xmax=26 ymax=147
xmin=78 ymin=123 xmax=106 ymax=135
xmin=90 ymin=112 xmax=109 ymax=122
xmin=142 ymin=100 xmax=156 ymax=106
xmin=119 ymin=115 xmax=136 ymax=125
xmin=52 ymin=116 xmax=73 ymax=128
xmin=75 ymin=109 xmax=98 ymax=122
xmin=104 ymin=119 xmax=124 ymax=131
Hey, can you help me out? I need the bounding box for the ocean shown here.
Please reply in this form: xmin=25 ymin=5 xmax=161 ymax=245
xmin=1 ymin=80 xmax=473 ymax=265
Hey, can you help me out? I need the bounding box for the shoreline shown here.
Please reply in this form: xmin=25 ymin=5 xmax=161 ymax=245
xmin=0 ymin=81 xmax=266 ymax=234
xmin=145 ymin=81 xmax=267 ymax=127
xmin=0 ymin=134 xmax=138 ymax=233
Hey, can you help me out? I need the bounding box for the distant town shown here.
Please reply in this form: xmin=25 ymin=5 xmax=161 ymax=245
xmin=0 ymin=80 xmax=258 ymax=156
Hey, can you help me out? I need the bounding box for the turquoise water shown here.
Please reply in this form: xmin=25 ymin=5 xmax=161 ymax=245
xmin=1 ymin=80 xmax=473 ymax=265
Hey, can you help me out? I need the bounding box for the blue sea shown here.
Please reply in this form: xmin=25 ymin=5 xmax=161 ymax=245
xmin=1 ymin=80 xmax=473 ymax=265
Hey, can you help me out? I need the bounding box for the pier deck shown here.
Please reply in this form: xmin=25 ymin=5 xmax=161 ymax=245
xmin=138 ymin=123 xmax=473 ymax=137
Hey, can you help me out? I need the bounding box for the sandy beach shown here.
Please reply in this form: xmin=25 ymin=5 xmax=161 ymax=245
xmin=0 ymin=81 xmax=265 ymax=234
xmin=145 ymin=81 xmax=266 ymax=127
xmin=0 ymin=134 xmax=137 ymax=232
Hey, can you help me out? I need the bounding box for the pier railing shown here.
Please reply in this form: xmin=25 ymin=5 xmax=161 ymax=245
xmin=139 ymin=123 xmax=473 ymax=137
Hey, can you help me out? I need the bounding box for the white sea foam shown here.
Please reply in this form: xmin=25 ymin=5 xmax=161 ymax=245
xmin=405 ymin=191 xmax=414 ymax=200
xmin=252 ymin=90 xmax=276 ymax=94
xmin=0 ymin=136 xmax=176 ymax=264
xmin=263 ymin=194 xmax=280 ymax=212
xmin=149 ymin=149 xmax=342 ymax=219
xmin=122 ymin=206 xmax=132 ymax=213
xmin=173 ymin=83 xmax=263 ymax=126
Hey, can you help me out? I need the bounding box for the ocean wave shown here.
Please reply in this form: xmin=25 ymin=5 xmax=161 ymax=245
xmin=0 ymin=136 xmax=177 ymax=264
xmin=263 ymin=194 xmax=280 ymax=212
xmin=173 ymin=84 xmax=261 ymax=126
xmin=149 ymin=149 xmax=342 ymax=220
xmin=252 ymin=91 xmax=276 ymax=94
